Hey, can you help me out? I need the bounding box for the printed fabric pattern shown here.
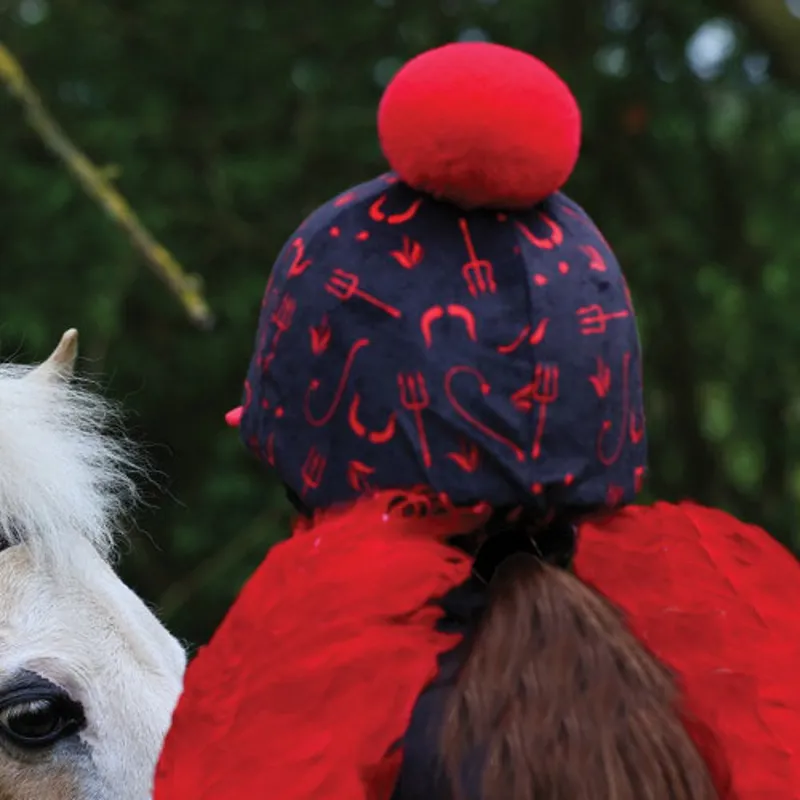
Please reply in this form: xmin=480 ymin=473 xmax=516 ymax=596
xmin=239 ymin=173 xmax=647 ymax=512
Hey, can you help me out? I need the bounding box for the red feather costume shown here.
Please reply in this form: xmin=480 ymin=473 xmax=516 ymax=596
xmin=153 ymin=43 xmax=800 ymax=799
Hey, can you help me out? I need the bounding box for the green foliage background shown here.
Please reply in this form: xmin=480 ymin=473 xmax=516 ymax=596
xmin=2 ymin=0 xmax=799 ymax=646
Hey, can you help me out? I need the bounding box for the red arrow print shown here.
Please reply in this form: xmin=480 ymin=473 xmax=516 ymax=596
xmin=589 ymin=357 xmax=611 ymax=398
xmin=580 ymin=244 xmax=606 ymax=272
xmin=447 ymin=440 xmax=480 ymax=473
xmin=390 ymin=236 xmax=424 ymax=268
xmin=310 ymin=315 xmax=332 ymax=355
xmin=347 ymin=461 xmax=375 ymax=493
xmin=630 ymin=410 xmax=645 ymax=444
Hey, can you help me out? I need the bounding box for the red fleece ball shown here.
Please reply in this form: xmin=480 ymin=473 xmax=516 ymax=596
xmin=378 ymin=42 xmax=582 ymax=209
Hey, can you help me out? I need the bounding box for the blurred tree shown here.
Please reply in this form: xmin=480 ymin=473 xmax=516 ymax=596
xmin=1 ymin=0 xmax=798 ymax=645
xmin=715 ymin=0 xmax=800 ymax=83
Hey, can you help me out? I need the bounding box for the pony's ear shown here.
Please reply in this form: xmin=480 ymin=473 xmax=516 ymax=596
xmin=27 ymin=328 xmax=79 ymax=383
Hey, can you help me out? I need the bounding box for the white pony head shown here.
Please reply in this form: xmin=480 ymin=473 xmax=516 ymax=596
xmin=0 ymin=329 xmax=186 ymax=799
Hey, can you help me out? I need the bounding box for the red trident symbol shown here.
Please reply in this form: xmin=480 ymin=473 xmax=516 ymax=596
xmin=301 ymin=447 xmax=327 ymax=497
xmin=398 ymin=372 xmax=432 ymax=468
xmin=511 ymin=364 xmax=560 ymax=459
xmin=325 ymin=269 xmax=402 ymax=319
xmin=459 ymin=218 xmax=496 ymax=297
xmin=577 ymin=304 xmax=630 ymax=335
xmin=270 ymin=294 xmax=296 ymax=349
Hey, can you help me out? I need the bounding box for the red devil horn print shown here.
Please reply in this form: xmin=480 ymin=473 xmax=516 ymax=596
xmin=347 ymin=393 xmax=397 ymax=444
xmin=515 ymin=214 xmax=564 ymax=250
xmin=420 ymin=305 xmax=478 ymax=348
xmin=368 ymin=194 xmax=424 ymax=224
xmin=304 ymin=339 xmax=370 ymax=427
xmin=445 ymin=366 xmax=525 ymax=462
xmin=597 ymin=352 xmax=632 ymax=466
xmin=446 ymin=305 xmax=478 ymax=341
xmin=420 ymin=306 xmax=444 ymax=348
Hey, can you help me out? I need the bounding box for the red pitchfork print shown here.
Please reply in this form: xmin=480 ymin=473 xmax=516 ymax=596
xmin=270 ymin=294 xmax=296 ymax=349
xmin=326 ymin=269 xmax=402 ymax=319
xmin=511 ymin=364 xmax=560 ymax=459
xmin=458 ymin=219 xmax=496 ymax=297
xmin=301 ymin=447 xmax=327 ymax=497
xmin=398 ymin=372 xmax=432 ymax=468
xmin=577 ymin=304 xmax=630 ymax=335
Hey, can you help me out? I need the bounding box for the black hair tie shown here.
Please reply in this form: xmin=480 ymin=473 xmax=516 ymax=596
xmin=471 ymin=512 xmax=577 ymax=585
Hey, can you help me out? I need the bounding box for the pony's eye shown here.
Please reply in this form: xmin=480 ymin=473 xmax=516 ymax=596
xmin=0 ymin=696 xmax=85 ymax=748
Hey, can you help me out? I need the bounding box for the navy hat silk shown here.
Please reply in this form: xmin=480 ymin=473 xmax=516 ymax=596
xmin=238 ymin=173 xmax=647 ymax=515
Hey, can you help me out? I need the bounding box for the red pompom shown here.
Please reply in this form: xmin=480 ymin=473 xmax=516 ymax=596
xmin=378 ymin=42 xmax=582 ymax=209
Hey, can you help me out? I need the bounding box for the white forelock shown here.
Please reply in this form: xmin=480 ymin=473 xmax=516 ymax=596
xmin=0 ymin=364 xmax=139 ymax=565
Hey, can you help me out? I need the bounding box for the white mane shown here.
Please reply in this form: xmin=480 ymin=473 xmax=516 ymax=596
xmin=0 ymin=363 xmax=139 ymax=565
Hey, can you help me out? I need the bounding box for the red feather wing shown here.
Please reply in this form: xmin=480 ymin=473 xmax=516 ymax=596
xmin=575 ymin=502 xmax=800 ymax=799
xmin=153 ymin=494 xmax=484 ymax=800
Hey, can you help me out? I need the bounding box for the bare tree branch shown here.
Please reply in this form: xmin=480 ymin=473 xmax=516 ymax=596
xmin=719 ymin=0 xmax=800 ymax=85
xmin=0 ymin=42 xmax=214 ymax=330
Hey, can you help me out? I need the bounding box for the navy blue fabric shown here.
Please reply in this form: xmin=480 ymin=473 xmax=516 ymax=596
xmin=391 ymin=578 xmax=488 ymax=800
xmin=239 ymin=173 xmax=647 ymax=512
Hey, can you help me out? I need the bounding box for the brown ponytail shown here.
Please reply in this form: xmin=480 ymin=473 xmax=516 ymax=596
xmin=440 ymin=552 xmax=719 ymax=800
